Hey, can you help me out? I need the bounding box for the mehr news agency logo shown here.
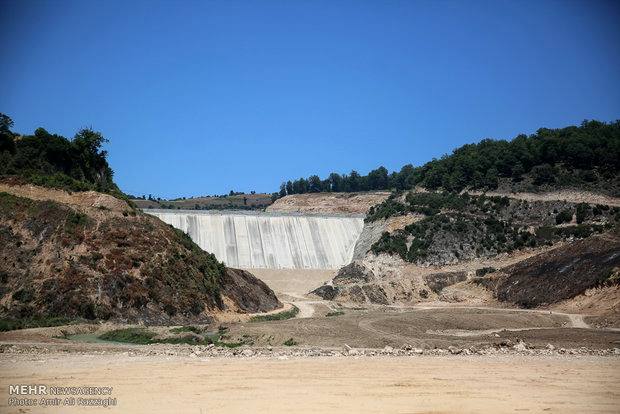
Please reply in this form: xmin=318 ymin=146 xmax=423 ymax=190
xmin=8 ymin=384 xmax=117 ymax=408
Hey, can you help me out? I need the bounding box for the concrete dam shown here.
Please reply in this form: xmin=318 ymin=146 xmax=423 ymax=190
xmin=147 ymin=210 xmax=364 ymax=269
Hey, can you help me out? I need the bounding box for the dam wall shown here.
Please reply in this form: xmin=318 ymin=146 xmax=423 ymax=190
xmin=146 ymin=210 xmax=364 ymax=269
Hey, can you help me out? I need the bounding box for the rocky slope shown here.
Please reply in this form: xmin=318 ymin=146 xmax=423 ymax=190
xmin=313 ymin=190 xmax=620 ymax=310
xmin=475 ymin=231 xmax=620 ymax=308
xmin=0 ymin=183 xmax=281 ymax=325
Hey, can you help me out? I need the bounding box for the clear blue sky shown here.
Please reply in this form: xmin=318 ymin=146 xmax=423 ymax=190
xmin=2 ymin=0 xmax=619 ymax=198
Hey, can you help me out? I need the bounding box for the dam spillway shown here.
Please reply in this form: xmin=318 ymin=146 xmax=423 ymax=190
xmin=146 ymin=210 xmax=364 ymax=269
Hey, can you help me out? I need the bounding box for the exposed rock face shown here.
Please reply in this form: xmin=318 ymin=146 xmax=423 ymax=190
xmin=333 ymin=262 xmax=376 ymax=284
xmin=0 ymin=187 xmax=282 ymax=324
xmin=267 ymin=192 xmax=390 ymax=215
xmin=361 ymin=284 xmax=389 ymax=305
xmin=220 ymin=268 xmax=281 ymax=313
xmin=311 ymin=285 xmax=339 ymax=301
xmin=351 ymin=220 xmax=387 ymax=261
xmin=476 ymin=231 xmax=620 ymax=307
xmin=312 ymin=256 xmax=429 ymax=305
xmin=311 ymin=261 xmax=389 ymax=304
xmin=424 ymin=272 xmax=468 ymax=294
xmin=351 ymin=213 xmax=421 ymax=261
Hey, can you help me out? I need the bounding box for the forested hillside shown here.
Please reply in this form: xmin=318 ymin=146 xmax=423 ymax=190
xmin=0 ymin=113 xmax=124 ymax=198
xmin=274 ymin=120 xmax=620 ymax=199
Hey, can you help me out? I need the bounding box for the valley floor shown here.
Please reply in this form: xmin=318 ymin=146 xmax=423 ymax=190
xmin=1 ymin=353 xmax=618 ymax=414
xmin=1 ymin=268 xmax=619 ymax=413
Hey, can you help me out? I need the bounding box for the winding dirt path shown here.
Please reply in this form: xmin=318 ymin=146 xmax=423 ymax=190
xmin=285 ymin=293 xmax=337 ymax=319
xmin=355 ymin=304 xmax=618 ymax=339
xmin=357 ymin=316 xmax=421 ymax=345
xmin=408 ymin=304 xmax=594 ymax=328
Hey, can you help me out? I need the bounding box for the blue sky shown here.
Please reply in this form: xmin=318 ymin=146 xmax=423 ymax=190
xmin=1 ymin=0 xmax=619 ymax=198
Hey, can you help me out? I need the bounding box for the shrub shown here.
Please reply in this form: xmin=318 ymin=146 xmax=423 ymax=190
xmin=250 ymin=305 xmax=299 ymax=322
xmin=555 ymin=209 xmax=573 ymax=224
xmin=475 ymin=267 xmax=497 ymax=277
xmin=12 ymin=288 xmax=34 ymax=303
xmin=99 ymin=328 xmax=157 ymax=344
xmin=366 ymin=199 xmax=409 ymax=222
xmin=575 ymin=203 xmax=590 ymax=224
xmin=371 ymin=231 xmax=408 ymax=259
xmin=169 ymin=326 xmax=202 ymax=334
xmin=555 ymin=224 xmax=604 ymax=239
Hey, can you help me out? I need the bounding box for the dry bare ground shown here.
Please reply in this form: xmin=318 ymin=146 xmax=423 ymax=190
xmin=266 ymin=191 xmax=390 ymax=214
xmin=244 ymin=268 xmax=336 ymax=297
xmin=1 ymin=353 xmax=618 ymax=414
xmin=0 ymin=182 xmax=130 ymax=213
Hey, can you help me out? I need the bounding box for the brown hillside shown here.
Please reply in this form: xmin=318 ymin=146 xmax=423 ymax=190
xmin=476 ymin=230 xmax=620 ymax=308
xmin=0 ymin=186 xmax=281 ymax=325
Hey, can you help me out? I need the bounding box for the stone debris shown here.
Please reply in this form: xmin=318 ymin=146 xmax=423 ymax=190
xmin=448 ymin=346 xmax=462 ymax=355
xmin=0 ymin=343 xmax=618 ymax=359
xmin=381 ymin=346 xmax=394 ymax=354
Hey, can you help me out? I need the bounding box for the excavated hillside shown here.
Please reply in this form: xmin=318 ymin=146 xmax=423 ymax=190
xmin=0 ymin=183 xmax=281 ymax=325
xmin=312 ymin=190 xmax=620 ymax=309
xmin=267 ymin=191 xmax=390 ymax=215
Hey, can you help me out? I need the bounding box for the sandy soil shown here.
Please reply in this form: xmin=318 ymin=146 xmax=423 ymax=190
xmin=245 ymin=268 xmax=336 ymax=297
xmin=1 ymin=354 xmax=618 ymax=414
xmin=551 ymin=285 xmax=620 ymax=328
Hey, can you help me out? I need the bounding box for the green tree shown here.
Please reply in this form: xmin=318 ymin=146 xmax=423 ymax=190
xmin=308 ymin=175 xmax=322 ymax=192
xmin=348 ymin=170 xmax=361 ymax=192
xmin=0 ymin=113 xmax=14 ymax=133
xmin=368 ymin=166 xmax=389 ymax=190
xmin=532 ymin=164 xmax=555 ymax=185
xmin=0 ymin=113 xmax=15 ymax=154
xmin=328 ymin=173 xmax=343 ymax=192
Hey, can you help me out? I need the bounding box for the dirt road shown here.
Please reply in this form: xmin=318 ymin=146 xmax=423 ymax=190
xmin=1 ymin=354 xmax=618 ymax=414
